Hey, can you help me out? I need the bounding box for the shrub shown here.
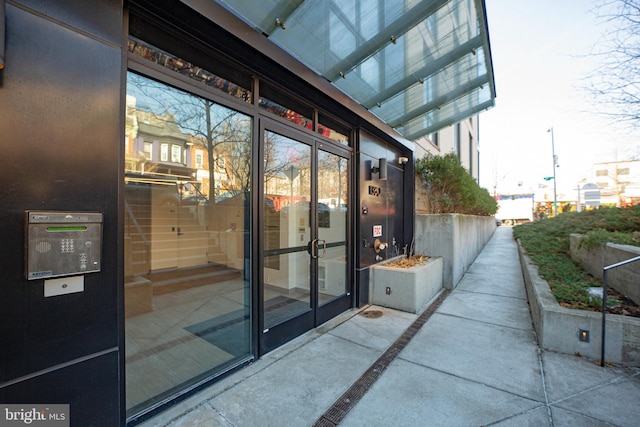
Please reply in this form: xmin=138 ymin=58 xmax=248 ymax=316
xmin=415 ymin=152 xmax=497 ymax=216
xmin=578 ymin=228 xmax=640 ymax=250
xmin=513 ymin=205 xmax=640 ymax=310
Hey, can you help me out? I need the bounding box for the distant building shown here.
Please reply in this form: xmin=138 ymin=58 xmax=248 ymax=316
xmin=581 ymin=160 xmax=640 ymax=207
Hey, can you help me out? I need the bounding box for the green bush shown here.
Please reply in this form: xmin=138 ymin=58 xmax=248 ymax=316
xmin=578 ymin=228 xmax=640 ymax=250
xmin=513 ymin=205 xmax=640 ymax=310
xmin=415 ymin=152 xmax=497 ymax=216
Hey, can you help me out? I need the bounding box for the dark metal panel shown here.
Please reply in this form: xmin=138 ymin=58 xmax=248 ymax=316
xmin=0 ymin=3 xmax=121 ymax=383
xmin=385 ymin=166 xmax=406 ymax=255
xmin=13 ymin=0 xmax=123 ymax=45
xmin=0 ymin=351 xmax=120 ymax=427
xmin=358 ymin=130 xmax=411 ymax=268
xmin=260 ymin=311 xmax=315 ymax=356
xmin=355 ymin=268 xmax=369 ymax=308
xmin=1 ymin=0 xmax=5 ymax=70
xmin=359 ymin=152 xmax=387 ymax=268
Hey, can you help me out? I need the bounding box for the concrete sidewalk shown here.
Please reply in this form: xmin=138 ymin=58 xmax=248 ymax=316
xmin=141 ymin=227 xmax=640 ymax=427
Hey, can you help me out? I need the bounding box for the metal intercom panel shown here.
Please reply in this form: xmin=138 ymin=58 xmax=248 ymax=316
xmin=25 ymin=211 xmax=103 ymax=280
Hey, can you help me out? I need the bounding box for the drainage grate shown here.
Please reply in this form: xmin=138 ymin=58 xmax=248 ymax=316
xmin=313 ymin=290 xmax=450 ymax=426
xmin=360 ymin=310 xmax=383 ymax=318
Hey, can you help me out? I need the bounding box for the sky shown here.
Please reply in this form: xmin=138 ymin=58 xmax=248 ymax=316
xmin=479 ymin=0 xmax=639 ymax=199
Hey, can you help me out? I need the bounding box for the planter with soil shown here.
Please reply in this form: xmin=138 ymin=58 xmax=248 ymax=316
xmin=370 ymin=255 xmax=443 ymax=313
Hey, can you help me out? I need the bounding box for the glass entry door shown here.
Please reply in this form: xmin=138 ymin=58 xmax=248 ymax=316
xmin=261 ymin=125 xmax=350 ymax=353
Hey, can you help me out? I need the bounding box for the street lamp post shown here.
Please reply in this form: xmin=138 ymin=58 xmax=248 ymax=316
xmin=548 ymin=127 xmax=558 ymax=217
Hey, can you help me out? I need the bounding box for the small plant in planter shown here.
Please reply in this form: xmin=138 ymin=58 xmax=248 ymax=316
xmin=384 ymin=255 xmax=430 ymax=268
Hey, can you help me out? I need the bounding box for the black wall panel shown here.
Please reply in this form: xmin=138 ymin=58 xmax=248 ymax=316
xmin=0 ymin=1 xmax=123 ymax=423
xmin=358 ymin=131 xmax=411 ymax=267
xmin=0 ymin=352 xmax=120 ymax=427
xmin=13 ymin=0 xmax=123 ymax=45
xmin=356 ymin=268 xmax=369 ymax=308
xmin=356 ymin=130 xmax=414 ymax=306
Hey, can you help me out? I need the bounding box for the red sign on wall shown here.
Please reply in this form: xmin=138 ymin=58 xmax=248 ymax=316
xmin=373 ymin=225 xmax=382 ymax=237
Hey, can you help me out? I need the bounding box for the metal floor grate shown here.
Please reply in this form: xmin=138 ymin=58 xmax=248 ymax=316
xmin=313 ymin=290 xmax=450 ymax=426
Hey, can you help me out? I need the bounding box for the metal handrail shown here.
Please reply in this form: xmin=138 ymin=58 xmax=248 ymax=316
xmin=600 ymin=254 xmax=640 ymax=367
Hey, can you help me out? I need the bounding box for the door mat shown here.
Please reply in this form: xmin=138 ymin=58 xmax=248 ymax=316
xmin=185 ymin=295 xmax=309 ymax=355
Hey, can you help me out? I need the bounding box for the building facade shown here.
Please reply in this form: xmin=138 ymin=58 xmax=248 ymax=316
xmin=0 ymin=1 xmax=494 ymax=424
xmin=584 ymin=160 xmax=640 ymax=207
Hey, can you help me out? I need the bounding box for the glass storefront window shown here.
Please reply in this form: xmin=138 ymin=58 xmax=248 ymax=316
xmin=128 ymin=38 xmax=252 ymax=103
xmin=318 ymin=113 xmax=350 ymax=146
xmin=259 ymin=81 xmax=316 ymax=134
xmin=259 ymin=80 xmax=351 ymax=146
xmin=259 ymin=96 xmax=314 ymax=131
xmin=124 ymin=71 xmax=252 ymax=417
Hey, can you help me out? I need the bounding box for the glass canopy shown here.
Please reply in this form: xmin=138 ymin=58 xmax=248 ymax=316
xmin=215 ymin=0 xmax=495 ymax=141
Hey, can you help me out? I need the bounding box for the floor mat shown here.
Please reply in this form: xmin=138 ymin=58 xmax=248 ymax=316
xmin=185 ymin=309 xmax=250 ymax=358
xmin=185 ymin=295 xmax=309 ymax=355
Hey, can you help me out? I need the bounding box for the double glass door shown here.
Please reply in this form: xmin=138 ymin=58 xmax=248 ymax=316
xmin=261 ymin=124 xmax=350 ymax=353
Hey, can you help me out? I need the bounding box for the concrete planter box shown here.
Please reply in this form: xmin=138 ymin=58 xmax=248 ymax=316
xmin=518 ymin=241 xmax=640 ymax=365
xmin=570 ymin=234 xmax=640 ymax=305
xmin=370 ymin=256 xmax=443 ymax=313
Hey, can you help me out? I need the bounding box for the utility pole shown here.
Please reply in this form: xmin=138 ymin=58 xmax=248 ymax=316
xmin=548 ymin=127 xmax=558 ymax=217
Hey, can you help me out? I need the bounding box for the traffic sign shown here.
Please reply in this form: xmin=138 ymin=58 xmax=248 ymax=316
xmin=583 ymin=183 xmax=600 ymax=207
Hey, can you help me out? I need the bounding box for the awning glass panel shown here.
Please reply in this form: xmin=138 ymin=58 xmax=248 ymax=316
xmin=214 ymin=0 xmax=495 ymax=140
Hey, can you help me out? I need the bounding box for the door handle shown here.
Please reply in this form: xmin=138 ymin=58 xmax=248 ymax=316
xmin=317 ymin=239 xmax=326 ymax=258
xmin=308 ymin=239 xmax=326 ymax=259
xmin=308 ymin=239 xmax=318 ymax=258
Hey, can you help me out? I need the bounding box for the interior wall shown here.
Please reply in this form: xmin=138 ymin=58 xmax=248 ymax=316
xmin=0 ymin=1 xmax=124 ymax=423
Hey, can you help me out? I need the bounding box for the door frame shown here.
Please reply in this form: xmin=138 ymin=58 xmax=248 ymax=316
xmin=258 ymin=118 xmax=353 ymax=355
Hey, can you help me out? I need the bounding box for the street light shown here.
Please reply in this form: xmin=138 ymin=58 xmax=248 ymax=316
xmin=547 ymin=127 xmax=558 ymax=217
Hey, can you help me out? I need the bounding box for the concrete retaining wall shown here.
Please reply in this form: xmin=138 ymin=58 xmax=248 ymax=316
xmin=570 ymin=234 xmax=640 ymax=305
xmin=414 ymin=214 xmax=496 ymax=288
xmin=518 ymin=240 xmax=640 ymax=365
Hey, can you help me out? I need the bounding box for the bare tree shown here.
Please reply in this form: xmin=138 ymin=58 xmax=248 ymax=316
xmin=128 ymin=73 xmax=251 ymax=202
xmin=588 ymin=0 xmax=640 ymax=127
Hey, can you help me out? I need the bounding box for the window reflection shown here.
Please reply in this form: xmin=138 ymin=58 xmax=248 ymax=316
xmin=259 ymin=96 xmax=350 ymax=146
xmin=259 ymin=96 xmax=314 ymax=131
xmin=318 ymin=113 xmax=350 ymax=146
xmin=128 ymin=38 xmax=252 ymax=103
xmin=124 ymin=71 xmax=252 ymax=416
xmin=317 ymin=150 xmax=349 ymax=304
xmin=262 ymin=131 xmax=312 ymax=327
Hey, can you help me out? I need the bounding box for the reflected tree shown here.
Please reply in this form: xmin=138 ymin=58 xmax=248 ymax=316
xmin=127 ymin=73 xmax=251 ymax=203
